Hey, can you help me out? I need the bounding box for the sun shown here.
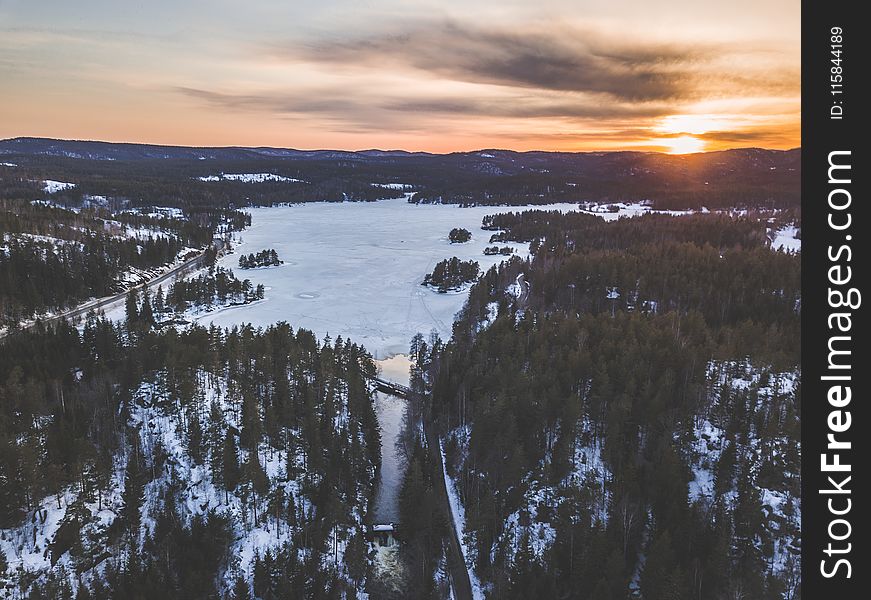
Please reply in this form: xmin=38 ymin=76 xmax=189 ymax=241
xmin=657 ymin=114 xmax=720 ymax=136
xmin=661 ymin=135 xmax=706 ymax=154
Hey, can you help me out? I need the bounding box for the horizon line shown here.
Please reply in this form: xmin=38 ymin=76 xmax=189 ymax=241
xmin=0 ymin=135 xmax=802 ymax=157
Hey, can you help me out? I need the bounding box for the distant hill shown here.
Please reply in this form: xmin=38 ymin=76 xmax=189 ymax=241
xmin=0 ymin=137 xmax=800 ymax=210
xmin=0 ymin=136 xmax=432 ymax=161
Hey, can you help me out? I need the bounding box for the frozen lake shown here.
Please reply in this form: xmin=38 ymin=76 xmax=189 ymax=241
xmin=202 ymin=197 xmax=582 ymax=360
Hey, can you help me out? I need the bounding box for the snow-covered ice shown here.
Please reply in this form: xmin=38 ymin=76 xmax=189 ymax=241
xmin=202 ymin=198 xmax=582 ymax=359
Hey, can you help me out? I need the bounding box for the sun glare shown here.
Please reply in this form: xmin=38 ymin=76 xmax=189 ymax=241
xmin=657 ymin=114 xmax=719 ymax=136
xmin=661 ymin=135 xmax=706 ymax=154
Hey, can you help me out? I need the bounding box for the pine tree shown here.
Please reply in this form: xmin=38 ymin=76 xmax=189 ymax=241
xmin=223 ymin=431 xmax=241 ymax=494
xmin=140 ymin=289 xmax=155 ymax=329
xmin=121 ymin=444 xmax=145 ymax=541
xmin=233 ymin=576 xmax=252 ymax=600
xmin=125 ymin=288 xmax=139 ymax=330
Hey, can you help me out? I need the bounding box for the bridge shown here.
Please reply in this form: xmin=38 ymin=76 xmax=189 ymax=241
xmin=370 ymin=376 xmax=412 ymax=398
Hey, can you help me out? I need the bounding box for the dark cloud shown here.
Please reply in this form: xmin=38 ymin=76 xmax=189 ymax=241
xmin=274 ymin=20 xmax=710 ymax=102
xmin=696 ymin=126 xmax=799 ymax=145
xmin=382 ymin=97 xmax=671 ymax=119
xmin=174 ymin=85 xmax=670 ymax=129
xmin=174 ymin=86 xmax=426 ymax=132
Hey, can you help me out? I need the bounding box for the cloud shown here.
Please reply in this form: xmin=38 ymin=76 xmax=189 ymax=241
xmin=274 ymin=20 xmax=706 ymax=103
xmin=175 ymin=83 xmax=671 ymax=124
xmin=382 ymin=97 xmax=671 ymax=119
xmin=696 ymin=126 xmax=799 ymax=146
xmin=174 ymin=86 xmax=428 ymax=132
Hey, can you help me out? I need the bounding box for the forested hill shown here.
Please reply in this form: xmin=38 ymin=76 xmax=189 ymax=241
xmin=1 ymin=138 xmax=799 ymax=210
xmin=414 ymin=210 xmax=801 ymax=599
xmin=0 ymin=317 xmax=381 ymax=598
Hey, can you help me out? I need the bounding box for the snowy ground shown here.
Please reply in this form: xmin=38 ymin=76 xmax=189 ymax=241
xmin=196 ymin=173 xmax=307 ymax=183
xmin=770 ymin=225 xmax=801 ymax=253
xmin=201 ymin=197 xmax=582 ymax=359
xmin=42 ymin=180 xmax=76 ymax=193
xmin=578 ymin=201 xmax=693 ymax=221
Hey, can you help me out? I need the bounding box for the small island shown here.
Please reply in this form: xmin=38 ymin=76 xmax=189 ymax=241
xmin=448 ymin=227 xmax=472 ymax=243
xmin=239 ymin=248 xmax=283 ymax=268
xmin=483 ymin=245 xmax=514 ymax=256
xmin=422 ymin=257 xmax=480 ymax=292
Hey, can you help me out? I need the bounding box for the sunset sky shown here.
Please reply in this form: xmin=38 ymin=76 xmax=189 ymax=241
xmin=0 ymin=0 xmax=800 ymax=153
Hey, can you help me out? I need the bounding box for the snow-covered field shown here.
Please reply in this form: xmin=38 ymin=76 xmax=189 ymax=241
xmin=196 ymin=173 xmax=307 ymax=183
xmin=202 ymin=197 xmax=583 ymax=359
xmin=578 ymin=201 xmax=693 ymax=221
xmin=42 ymin=179 xmax=76 ymax=193
xmin=771 ymin=225 xmax=801 ymax=253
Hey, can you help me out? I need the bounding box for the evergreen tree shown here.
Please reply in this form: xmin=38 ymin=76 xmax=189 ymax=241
xmin=121 ymin=442 xmax=145 ymax=541
xmin=223 ymin=431 xmax=241 ymax=494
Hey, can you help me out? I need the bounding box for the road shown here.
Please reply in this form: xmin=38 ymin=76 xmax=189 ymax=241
xmin=426 ymin=422 xmax=475 ymax=600
xmin=1 ymin=242 xmax=220 ymax=339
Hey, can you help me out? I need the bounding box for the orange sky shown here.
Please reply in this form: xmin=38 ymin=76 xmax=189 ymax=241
xmin=0 ymin=1 xmax=800 ymax=153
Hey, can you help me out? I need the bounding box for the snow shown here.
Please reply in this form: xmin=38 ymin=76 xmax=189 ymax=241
xmin=0 ymin=162 xmax=16 ymax=167
xmin=688 ymin=420 xmax=723 ymax=502
xmin=689 ymin=360 xmax=801 ymax=582
xmin=502 ymin=487 xmax=558 ymax=559
xmin=440 ymin=442 xmax=486 ymax=600
xmin=477 ymin=302 xmax=499 ymax=331
xmin=201 ymin=197 xmax=582 ymax=359
xmin=371 ymin=183 xmax=414 ymax=190
xmin=0 ymin=458 xmax=126 ymax=590
xmin=42 ymin=179 xmax=76 ymax=193
xmin=507 ymin=274 xmax=525 ymax=299
xmin=771 ymin=225 xmax=801 ymax=253
xmin=196 ymin=173 xmax=307 ymax=183
xmin=82 ymin=194 xmax=109 ymax=207
xmin=128 ymin=377 xmax=341 ymax=593
xmin=121 ymin=206 xmax=185 ymax=220
xmin=578 ymin=201 xmax=693 ymax=221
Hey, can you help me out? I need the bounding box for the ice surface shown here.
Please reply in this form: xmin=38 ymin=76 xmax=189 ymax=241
xmin=200 ymin=198 xmax=582 ymax=359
